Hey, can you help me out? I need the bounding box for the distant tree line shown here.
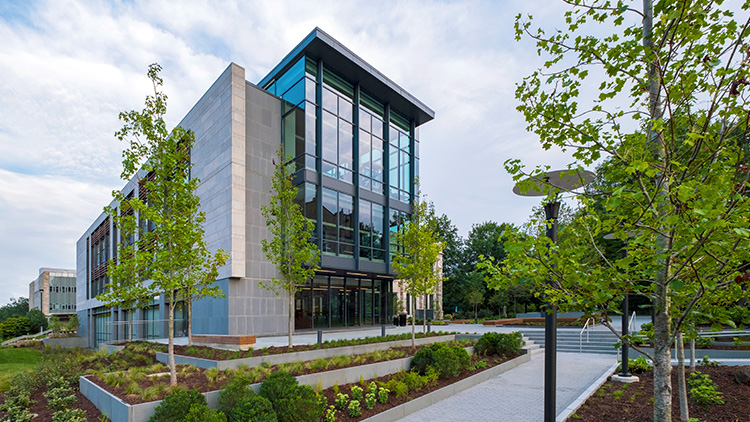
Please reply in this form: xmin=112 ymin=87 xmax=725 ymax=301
xmin=0 ymin=297 xmax=47 ymax=340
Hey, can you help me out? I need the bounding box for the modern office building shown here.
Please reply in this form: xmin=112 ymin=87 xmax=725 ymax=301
xmin=76 ymin=28 xmax=436 ymax=346
xmin=29 ymin=268 xmax=77 ymax=318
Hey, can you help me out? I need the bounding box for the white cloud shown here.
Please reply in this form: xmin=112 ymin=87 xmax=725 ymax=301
xmin=0 ymin=0 xmax=596 ymax=304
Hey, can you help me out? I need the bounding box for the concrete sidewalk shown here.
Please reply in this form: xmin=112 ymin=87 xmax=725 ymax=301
xmin=395 ymin=351 xmax=618 ymax=422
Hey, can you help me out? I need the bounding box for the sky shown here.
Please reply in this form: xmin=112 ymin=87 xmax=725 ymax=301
xmin=0 ymin=0 xmax=589 ymax=302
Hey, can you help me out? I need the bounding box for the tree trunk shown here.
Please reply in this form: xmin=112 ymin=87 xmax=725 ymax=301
xmin=676 ymin=331 xmax=689 ymax=421
xmin=422 ymin=294 xmax=427 ymax=333
xmin=288 ymin=284 xmax=294 ymax=348
xmin=411 ymin=295 xmax=416 ymax=351
xmin=168 ymin=291 xmax=176 ymax=386
xmin=187 ymin=293 xmax=193 ymax=347
xmin=690 ymin=339 xmax=696 ymax=372
xmin=128 ymin=309 xmax=133 ymax=342
xmin=644 ymin=0 xmax=671 ymax=419
xmin=653 ymin=287 xmax=672 ymax=422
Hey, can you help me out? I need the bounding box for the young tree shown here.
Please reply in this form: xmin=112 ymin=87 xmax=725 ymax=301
xmin=485 ymin=2 xmax=750 ymax=420
xmin=466 ymin=288 xmax=484 ymax=323
xmin=102 ymin=63 xmax=228 ymax=386
xmin=392 ymin=189 xmax=444 ymax=349
xmin=261 ymin=147 xmax=320 ymax=348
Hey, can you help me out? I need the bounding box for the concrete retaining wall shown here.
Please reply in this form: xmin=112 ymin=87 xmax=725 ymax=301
xmin=81 ymin=347 xmax=446 ymax=422
xmin=155 ymin=334 xmax=455 ymax=370
xmin=43 ymin=336 xmax=89 ymax=349
xmin=80 ymin=341 xmax=476 ymax=422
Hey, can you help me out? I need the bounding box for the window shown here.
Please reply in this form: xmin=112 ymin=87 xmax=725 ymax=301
xmin=388 ymin=111 xmax=412 ymax=203
xmin=359 ymin=199 xmax=385 ymax=262
xmin=359 ymin=98 xmax=385 ymax=194
xmin=322 ymin=188 xmax=354 ymax=256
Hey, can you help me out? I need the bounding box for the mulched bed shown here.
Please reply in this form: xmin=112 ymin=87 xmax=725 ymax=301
xmin=317 ymin=353 xmax=519 ymax=422
xmin=573 ymin=365 xmax=750 ymax=421
xmin=88 ymin=344 xmax=473 ymax=405
xmin=28 ymin=388 xmax=105 ymax=422
xmin=159 ymin=331 xmax=453 ymax=361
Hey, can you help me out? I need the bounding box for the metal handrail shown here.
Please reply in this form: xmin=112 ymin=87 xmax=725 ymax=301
xmin=628 ymin=311 xmax=637 ymax=332
xmin=579 ymin=317 xmax=594 ymax=353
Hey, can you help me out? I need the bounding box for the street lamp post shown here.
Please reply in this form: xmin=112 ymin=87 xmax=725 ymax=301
xmin=604 ymin=234 xmax=640 ymax=383
xmin=513 ymin=169 xmax=594 ymax=422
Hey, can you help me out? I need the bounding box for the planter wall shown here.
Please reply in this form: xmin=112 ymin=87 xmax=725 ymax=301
xmin=155 ymin=334 xmax=456 ymax=370
xmin=43 ymin=336 xmax=89 ymax=349
xmin=80 ymin=343 xmax=474 ymax=422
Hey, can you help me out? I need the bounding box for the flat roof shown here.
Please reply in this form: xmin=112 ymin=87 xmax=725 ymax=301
xmin=258 ymin=27 xmax=435 ymax=127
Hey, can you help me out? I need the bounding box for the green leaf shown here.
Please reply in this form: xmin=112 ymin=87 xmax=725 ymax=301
xmin=669 ymin=280 xmax=684 ymax=291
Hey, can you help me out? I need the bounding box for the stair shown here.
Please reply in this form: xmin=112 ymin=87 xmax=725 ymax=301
xmin=516 ymin=327 xmax=621 ymax=355
xmin=521 ymin=336 xmax=544 ymax=355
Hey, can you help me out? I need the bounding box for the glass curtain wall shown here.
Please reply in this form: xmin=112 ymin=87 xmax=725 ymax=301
xmin=93 ymin=307 xmax=111 ymax=347
xmin=297 ymin=275 xmax=392 ymax=329
xmin=359 ymin=200 xmax=385 ymax=262
xmin=322 ymin=188 xmax=354 ymax=257
xmin=358 ymin=93 xmax=385 ymax=195
xmin=389 ymin=111 xmax=412 ymax=203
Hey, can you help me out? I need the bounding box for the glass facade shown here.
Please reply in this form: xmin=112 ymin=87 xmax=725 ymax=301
xmin=48 ymin=275 xmax=76 ymax=313
xmin=294 ymin=275 xmax=394 ymax=329
xmin=269 ymin=55 xmax=421 ymax=329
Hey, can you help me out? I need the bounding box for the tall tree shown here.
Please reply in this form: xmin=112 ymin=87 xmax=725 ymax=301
xmin=392 ymin=188 xmax=444 ymax=349
xmin=425 ymin=206 xmax=462 ymax=316
xmin=484 ymin=2 xmax=750 ymax=421
xmin=102 ymin=63 xmax=227 ymax=386
xmin=261 ymin=147 xmax=320 ymax=348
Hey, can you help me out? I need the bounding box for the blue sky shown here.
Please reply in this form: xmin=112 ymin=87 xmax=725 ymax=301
xmin=0 ymin=0 xmax=583 ymax=302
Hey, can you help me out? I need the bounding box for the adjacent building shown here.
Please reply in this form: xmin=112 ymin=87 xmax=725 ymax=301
xmin=29 ymin=268 xmax=77 ymax=318
xmin=76 ymin=28 xmax=437 ymax=347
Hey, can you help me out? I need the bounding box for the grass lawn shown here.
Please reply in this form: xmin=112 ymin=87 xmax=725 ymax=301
xmin=0 ymin=347 xmax=43 ymax=389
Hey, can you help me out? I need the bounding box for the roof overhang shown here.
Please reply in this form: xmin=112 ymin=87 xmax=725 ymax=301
xmin=258 ymin=28 xmax=435 ymax=127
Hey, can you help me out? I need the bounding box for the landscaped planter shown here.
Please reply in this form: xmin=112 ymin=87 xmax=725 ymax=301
xmin=362 ymin=351 xmax=530 ymax=421
xmin=155 ymin=334 xmax=456 ymax=370
xmin=80 ymin=344 xmax=470 ymax=422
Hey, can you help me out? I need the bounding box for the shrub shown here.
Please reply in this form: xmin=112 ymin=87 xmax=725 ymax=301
xmin=392 ymin=381 xmax=408 ymax=397
xmin=258 ymin=372 xmax=324 ymax=422
xmin=44 ymin=385 xmax=76 ymax=410
xmin=474 ymin=332 xmax=524 ymax=357
xmin=365 ymin=392 xmax=377 ymax=409
xmin=351 ymin=385 xmax=363 ymax=401
xmin=378 ymin=388 xmax=389 ymax=404
xmin=334 ymin=393 xmax=349 ymax=410
xmin=184 ymin=403 xmax=227 ymax=422
xmin=230 ymin=394 xmax=277 ymax=422
xmin=148 ymin=388 xmax=206 ymax=422
xmin=348 ymin=399 xmax=362 ymax=417
xmin=696 ymin=336 xmax=715 ymax=348
xmin=368 ymin=381 xmax=377 ymax=394
xmin=411 ymin=342 xmax=471 ymax=378
xmin=218 ymin=374 xmax=253 ymax=416
xmin=51 ymin=409 xmax=87 ymax=422
xmin=700 ymin=356 xmax=720 ymax=367
xmin=688 ymin=372 xmax=724 ymax=408
xmin=618 ymin=356 xmax=652 ymax=374
xmin=324 ymin=405 xmax=336 ymax=422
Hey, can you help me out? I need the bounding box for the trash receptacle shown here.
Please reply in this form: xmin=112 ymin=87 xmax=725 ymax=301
xmin=393 ymin=315 xmax=398 ymax=326
xmin=399 ymin=314 xmax=407 ymax=327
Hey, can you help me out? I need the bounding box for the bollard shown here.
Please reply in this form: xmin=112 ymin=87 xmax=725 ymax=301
xmin=427 ymin=320 xmax=431 ymax=333
xmin=317 ymin=329 xmax=323 ymax=344
xmin=381 ymin=324 xmax=386 ymax=337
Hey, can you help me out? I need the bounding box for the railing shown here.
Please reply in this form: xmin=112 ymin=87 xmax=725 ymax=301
xmin=579 ymin=317 xmax=595 ymax=353
xmin=1 ymin=329 xmax=53 ymax=346
xmin=618 ymin=312 xmax=638 ymax=360
xmin=696 ymin=330 xmax=750 ymax=339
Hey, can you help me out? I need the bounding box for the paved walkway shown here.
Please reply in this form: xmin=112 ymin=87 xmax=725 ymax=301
xmin=396 ymin=351 xmax=617 ymax=422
